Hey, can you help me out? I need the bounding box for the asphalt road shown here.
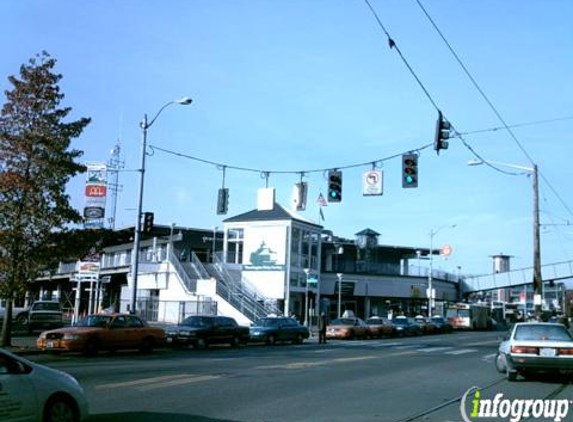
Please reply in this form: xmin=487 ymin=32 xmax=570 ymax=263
xmin=25 ymin=332 xmax=573 ymax=422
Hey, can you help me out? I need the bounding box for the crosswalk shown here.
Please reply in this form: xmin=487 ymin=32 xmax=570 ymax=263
xmin=318 ymin=339 xmax=483 ymax=357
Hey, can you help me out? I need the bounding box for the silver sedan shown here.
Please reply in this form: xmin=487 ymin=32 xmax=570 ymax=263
xmin=495 ymin=322 xmax=573 ymax=381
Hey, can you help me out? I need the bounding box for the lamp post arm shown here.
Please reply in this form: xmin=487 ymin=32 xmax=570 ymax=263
xmin=142 ymin=101 xmax=176 ymax=130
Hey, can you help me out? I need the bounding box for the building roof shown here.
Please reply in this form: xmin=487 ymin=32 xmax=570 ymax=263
xmin=355 ymin=228 xmax=380 ymax=237
xmin=223 ymin=203 xmax=322 ymax=228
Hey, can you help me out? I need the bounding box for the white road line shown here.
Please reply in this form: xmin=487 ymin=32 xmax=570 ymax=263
xmin=445 ymin=349 xmax=478 ymax=355
xmin=370 ymin=342 xmax=404 ymax=348
xmin=137 ymin=375 xmax=220 ymax=391
xmin=417 ymin=347 xmax=454 ymax=353
xmin=394 ymin=344 xmax=424 ymax=350
xmin=482 ymin=353 xmax=497 ymax=362
xmin=96 ymin=374 xmax=191 ymax=389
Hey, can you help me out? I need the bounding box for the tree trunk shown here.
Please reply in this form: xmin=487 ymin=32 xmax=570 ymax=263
xmin=0 ymin=296 xmax=13 ymax=347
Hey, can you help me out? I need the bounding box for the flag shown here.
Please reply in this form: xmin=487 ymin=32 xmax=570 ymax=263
xmin=319 ymin=207 xmax=325 ymax=222
xmin=317 ymin=193 xmax=327 ymax=207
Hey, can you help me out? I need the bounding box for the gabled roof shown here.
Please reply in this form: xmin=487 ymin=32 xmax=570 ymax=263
xmin=355 ymin=228 xmax=380 ymax=237
xmin=223 ymin=203 xmax=322 ymax=228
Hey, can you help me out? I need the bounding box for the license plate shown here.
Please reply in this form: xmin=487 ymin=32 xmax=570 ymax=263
xmin=47 ymin=341 xmax=54 ymax=348
xmin=540 ymin=348 xmax=556 ymax=357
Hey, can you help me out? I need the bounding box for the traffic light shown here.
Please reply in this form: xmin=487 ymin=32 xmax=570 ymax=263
xmin=327 ymin=170 xmax=342 ymax=202
xmin=434 ymin=111 xmax=451 ymax=154
xmin=402 ymin=154 xmax=418 ymax=188
xmin=142 ymin=212 xmax=154 ymax=233
xmin=217 ymin=188 xmax=229 ymax=215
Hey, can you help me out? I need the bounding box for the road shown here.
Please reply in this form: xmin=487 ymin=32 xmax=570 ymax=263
xmin=26 ymin=332 xmax=573 ymax=422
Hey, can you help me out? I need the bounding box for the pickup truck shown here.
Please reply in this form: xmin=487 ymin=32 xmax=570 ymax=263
xmin=165 ymin=315 xmax=249 ymax=349
xmin=23 ymin=301 xmax=64 ymax=333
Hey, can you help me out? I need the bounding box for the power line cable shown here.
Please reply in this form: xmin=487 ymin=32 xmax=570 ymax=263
xmin=149 ymin=143 xmax=433 ymax=176
xmin=457 ymin=116 xmax=573 ymax=136
xmin=414 ymin=0 xmax=573 ymax=220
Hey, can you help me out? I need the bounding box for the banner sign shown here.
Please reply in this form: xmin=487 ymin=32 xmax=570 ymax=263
xmin=84 ymin=163 xmax=107 ymax=229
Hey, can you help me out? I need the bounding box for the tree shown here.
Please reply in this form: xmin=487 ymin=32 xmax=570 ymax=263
xmin=0 ymin=52 xmax=90 ymax=346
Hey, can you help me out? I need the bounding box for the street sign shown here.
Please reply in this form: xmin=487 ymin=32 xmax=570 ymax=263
xmin=307 ymin=277 xmax=318 ymax=285
xmin=362 ymin=170 xmax=383 ymax=196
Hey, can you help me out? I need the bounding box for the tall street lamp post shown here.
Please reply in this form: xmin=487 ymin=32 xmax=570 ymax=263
xmin=129 ymin=97 xmax=192 ymax=315
xmin=428 ymin=224 xmax=456 ymax=316
xmin=468 ymin=159 xmax=541 ymax=316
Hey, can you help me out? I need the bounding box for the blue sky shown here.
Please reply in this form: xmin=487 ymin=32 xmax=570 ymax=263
xmin=1 ymin=0 xmax=572 ymax=277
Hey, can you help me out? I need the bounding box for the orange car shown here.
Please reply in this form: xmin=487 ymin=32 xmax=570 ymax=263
xmin=326 ymin=317 xmax=370 ymax=340
xmin=37 ymin=313 xmax=166 ymax=355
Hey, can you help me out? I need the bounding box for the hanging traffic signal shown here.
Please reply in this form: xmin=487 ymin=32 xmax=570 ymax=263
xmin=217 ymin=188 xmax=229 ymax=215
xmin=327 ymin=170 xmax=342 ymax=202
xmin=434 ymin=111 xmax=451 ymax=154
xmin=402 ymin=154 xmax=418 ymax=188
xmin=142 ymin=212 xmax=154 ymax=233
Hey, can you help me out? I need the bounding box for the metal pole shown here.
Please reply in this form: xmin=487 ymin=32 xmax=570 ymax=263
xmin=212 ymin=226 xmax=217 ymax=262
xmin=533 ymin=164 xmax=542 ymax=318
xmin=428 ymin=232 xmax=434 ymax=317
xmin=303 ymin=269 xmax=310 ymax=326
xmin=129 ymin=113 xmax=148 ymax=315
xmin=337 ymin=273 xmax=343 ymax=318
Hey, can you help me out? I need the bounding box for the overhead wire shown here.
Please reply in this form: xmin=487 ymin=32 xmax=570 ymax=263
xmin=414 ymin=0 xmax=573 ymax=220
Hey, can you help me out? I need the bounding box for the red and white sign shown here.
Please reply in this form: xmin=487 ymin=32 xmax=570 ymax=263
xmin=441 ymin=244 xmax=452 ymax=257
xmin=85 ymin=185 xmax=107 ymax=197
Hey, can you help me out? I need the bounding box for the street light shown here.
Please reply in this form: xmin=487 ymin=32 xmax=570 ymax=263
xmin=336 ymin=273 xmax=343 ymax=318
xmin=303 ymin=268 xmax=310 ymax=326
xmin=129 ymin=97 xmax=192 ymax=315
xmin=468 ymin=159 xmax=541 ymax=316
xmin=428 ymin=224 xmax=456 ymax=316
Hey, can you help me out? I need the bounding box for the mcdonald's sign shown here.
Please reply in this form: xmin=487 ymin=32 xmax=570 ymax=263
xmin=85 ymin=185 xmax=107 ymax=197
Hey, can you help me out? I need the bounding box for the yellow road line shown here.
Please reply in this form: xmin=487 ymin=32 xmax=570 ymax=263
xmin=136 ymin=375 xmax=220 ymax=391
xmin=95 ymin=374 xmax=191 ymax=389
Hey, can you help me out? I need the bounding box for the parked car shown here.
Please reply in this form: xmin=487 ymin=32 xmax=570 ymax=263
xmin=495 ymin=322 xmax=573 ymax=381
xmin=365 ymin=317 xmax=396 ymax=338
xmin=37 ymin=313 xmax=166 ymax=356
xmin=414 ymin=316 xmax=438 ymax=335
xmin=326 ymin=317 xmax=369 ymax=340
xmin=392 ymin=317 xmax=422 ymax=336
xmin=0 ymin=347 xmax=88 ymax=422
xmin=25 ymin=301 xmax=64 ymax=333
xmin=249 ymin=317 xmax=310 ymax=345
xmin=165 ymin=315 xmax=249 ymax=349
xmin=430 ymin=316 xmax=453 ymax=333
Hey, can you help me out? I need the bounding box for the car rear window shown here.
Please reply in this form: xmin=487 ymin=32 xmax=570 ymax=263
xmin=514 ymin=324 xmax=572 ymax=341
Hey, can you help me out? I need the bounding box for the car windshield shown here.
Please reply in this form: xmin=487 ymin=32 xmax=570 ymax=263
xmin=514 ymin=324 xmax=573 ymax=341
xmin=393 ymin=319 xmax=408 ymax=326
xmin=181 ymin=316 xmax=211 ymax=327
xmin=77 ymin=315 xmax=112 ymax=327
xmin=432 ymin=317 xmax=445 ymax=323
xmin=255 ymin=318 xmax=281 ymax=327
xmin=32 ymin=302 xmax=61 ymax=311
xmin=366 ymin=319 xmax=385 ymax=325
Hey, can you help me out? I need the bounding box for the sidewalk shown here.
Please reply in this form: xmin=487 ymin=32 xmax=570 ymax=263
xmin=2 ymin=335 xmax=41 ymax=356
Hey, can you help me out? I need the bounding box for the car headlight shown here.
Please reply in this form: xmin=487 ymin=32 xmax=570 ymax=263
xmin=39 ymin=333 xmax=47 ymax=340
xmin=62 ymin=334 xmax=80 ymax=340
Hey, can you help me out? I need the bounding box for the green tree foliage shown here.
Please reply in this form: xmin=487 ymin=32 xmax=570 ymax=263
xmin=0 ymin=52 xmax=90 ymax=346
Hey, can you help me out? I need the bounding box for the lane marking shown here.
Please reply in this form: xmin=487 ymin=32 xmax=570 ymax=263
xmin=96 ymin=374 xmax=191 ymax=389
xmin=137 ymin=375 xmax=220 ymax=391
xmin=445 ymin=349 xmax=478 ymax=355
xmin=418 ymin=347 xmax=454 ymax=353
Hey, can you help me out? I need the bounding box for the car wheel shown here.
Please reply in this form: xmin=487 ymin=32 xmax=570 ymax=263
xmin=16 ymin=313 xmax=29 ymax=328
xmin=140 ymin=337 xmax=154 ymax=353
xmin=84 ymin=338 xmax=100 ymax=357
xmin=195 ymin=337 xmax=208 ymax=349
xmin=44 ymin=394 xmax=79 ymax=422
xmin=294 ymin=333 xmax=304 ymax=345
xmin=266 ymin=335 xmax=276 ymax=346
xmin=507 ymin=369 xmax=518 ymax=382
xmin=495 ymin=353 xmax=507 ymax=373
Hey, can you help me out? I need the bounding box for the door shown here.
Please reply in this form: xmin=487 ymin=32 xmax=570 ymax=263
xmin=0 ymin=352 xmax=37 ymax=422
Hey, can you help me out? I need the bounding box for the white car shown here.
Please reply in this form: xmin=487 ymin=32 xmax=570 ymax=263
xmin=0 ymin=348 xmax=88 ymax=422
xmin=495 ymin=322 xmax=573 ymax=381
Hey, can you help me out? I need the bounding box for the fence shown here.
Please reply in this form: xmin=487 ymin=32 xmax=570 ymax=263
xmin=119 ymin=299 xmax=217 ymax=324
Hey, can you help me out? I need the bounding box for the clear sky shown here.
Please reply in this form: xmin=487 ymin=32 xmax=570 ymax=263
xmin=1 ymin=0 xmax=572 ymax=278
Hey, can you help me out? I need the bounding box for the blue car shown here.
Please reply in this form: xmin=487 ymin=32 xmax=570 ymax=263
xmin=249 ymin=317 xmax=310 ymax=345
